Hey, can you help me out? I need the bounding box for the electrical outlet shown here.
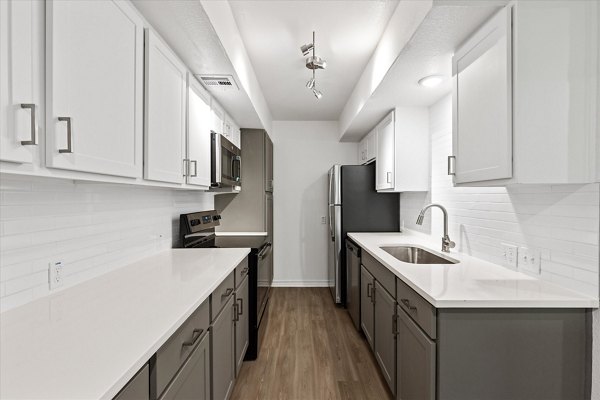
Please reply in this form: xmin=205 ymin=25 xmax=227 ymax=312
xmin=321 ymin=216 xmax=326 ymax=224
xmin=49 ymin=261 xmax=64 ymax=290
xmin=501 ymin=243 xmax=518 ymax=269
xmin=518 ymin=247 xmax=541 ymax=274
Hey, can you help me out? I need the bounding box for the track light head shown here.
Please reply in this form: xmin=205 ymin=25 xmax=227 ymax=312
xmin=300 ymin=43 xmax=314 ymax=56
xmin=306 ymin=56 xmax=326 ymax=70
xmin=312 ymin=88 xmax=323 ymax=100
xmin=306 ymin=78 xmax=315 ymax=89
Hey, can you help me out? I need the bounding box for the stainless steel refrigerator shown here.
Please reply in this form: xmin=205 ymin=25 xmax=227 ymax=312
xmin=328 ymin=163 xmax=399 ymax=305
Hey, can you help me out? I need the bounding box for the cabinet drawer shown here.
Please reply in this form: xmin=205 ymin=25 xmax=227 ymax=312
xmin=154 ymin=300 xmax=210 ymax=397
xmin=235 ymin=258 xmax=249 ymax=289
xmin=362 ymin=252 xmax=395 ymax=298
xmin=211 ymin=271 xmax=235 ymax=321
xmin=396 ymin=278 xmax=436 ymax=339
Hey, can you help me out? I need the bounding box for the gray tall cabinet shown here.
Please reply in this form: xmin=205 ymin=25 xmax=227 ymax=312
xmin=215 ymin=129 xmax=274 ymax=240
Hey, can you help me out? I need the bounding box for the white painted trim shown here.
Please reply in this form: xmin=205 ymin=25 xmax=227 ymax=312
xmin=271 ymin=280 xmax=329 ymax=288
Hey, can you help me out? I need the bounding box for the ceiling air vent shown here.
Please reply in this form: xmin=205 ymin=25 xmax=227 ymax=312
xmin=196 ymin=75 xmax=239 ymax=91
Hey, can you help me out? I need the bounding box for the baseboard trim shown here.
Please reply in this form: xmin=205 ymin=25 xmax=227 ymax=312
xmin=271 ymin=280 xmax=329 ymax=288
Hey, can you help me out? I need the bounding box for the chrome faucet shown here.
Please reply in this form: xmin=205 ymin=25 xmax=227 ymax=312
xmin=416 ymin=203 xmax=456 ymax=253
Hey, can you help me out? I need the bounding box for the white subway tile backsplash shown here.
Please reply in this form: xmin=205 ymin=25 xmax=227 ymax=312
xmin=401 ymin=94 xmax=599 ymax=298
xmin=0 ymin=174 xmax=214 ymax=312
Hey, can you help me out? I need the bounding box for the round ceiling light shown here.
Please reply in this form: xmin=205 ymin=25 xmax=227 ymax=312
xmin=418 ymin=75 xmax=444 ymax=88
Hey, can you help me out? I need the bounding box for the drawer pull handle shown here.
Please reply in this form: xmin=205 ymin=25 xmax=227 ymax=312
xmin=237 ymin=298 xmax=243 ymax=315
xmin=182 ymin=328 xmax=203 ymax=348
xmin=20 ymin=104 xmax=37 ymax=145
xmin=222 ymin=288 xmax=233 ymax=299
xmin=401 ymin=298 xmax=417 ymax=311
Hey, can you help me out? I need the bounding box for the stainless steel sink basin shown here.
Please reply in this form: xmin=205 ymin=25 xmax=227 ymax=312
xmin=380 ymin=246 xmax=459 ymax=264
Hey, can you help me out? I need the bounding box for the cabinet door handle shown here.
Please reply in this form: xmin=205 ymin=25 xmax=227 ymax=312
xmin=182 ymin=328 xmax=203 ymax=348
xmin=233 ymin=303 xmax=239 ymax=322
xmin=447 ymin=156 xmax=456 ymax=176
xmin=366 ymin=283 xmax=372 ymax=298
xmin=386 ymin=172 xmax=392 ymax=183
xmin=183 ymin=159 xmax=189 ymax=177
xmin=58 ymin=117 xmax=73 ymax=153
xmin=241 ymin=267 xmax=249 ymax=275
xmin=20 ymin=104 xmax=37 ymax=145
xmin=190 ymin=160 xmax=197 ymax=177
xmin=237 ymin=298 xmax=243 ymax=315
xmin=401 ymin=298 xmax=417 ymax=311
xmin=222 ymin=288 xmax=233 ymax=299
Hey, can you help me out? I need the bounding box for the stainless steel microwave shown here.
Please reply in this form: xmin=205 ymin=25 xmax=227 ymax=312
xmin=211 ymin=132 xmax=241 ymax=188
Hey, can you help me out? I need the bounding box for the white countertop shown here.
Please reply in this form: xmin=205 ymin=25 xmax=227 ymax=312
xmin=348 ymin=231 xmax=598 ymax=308
xmin=0 ymin=248 xmax=250 ymax=400
xmin=214 ymin=231 xmax=268 ymax=237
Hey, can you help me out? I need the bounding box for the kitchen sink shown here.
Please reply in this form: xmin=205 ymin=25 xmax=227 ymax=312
xmin=380 ymin=245 xmax=459 ymax=264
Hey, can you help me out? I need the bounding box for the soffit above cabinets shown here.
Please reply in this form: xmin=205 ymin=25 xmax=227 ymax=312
xmin=131 ymin=0 xmax=264 ymax=129
xmin=339 ymin=2 xmax=509 ymax=141
xmin=228 ymin=0 xmax=400 ymax=121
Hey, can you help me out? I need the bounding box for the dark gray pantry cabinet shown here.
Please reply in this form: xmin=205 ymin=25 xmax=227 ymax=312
xmin=113 ymin=257 xmax=249 ymax=400
xmin=354 ymin=241 xmax=592 ymax=400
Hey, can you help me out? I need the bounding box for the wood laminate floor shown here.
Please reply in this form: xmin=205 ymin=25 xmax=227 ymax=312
xmin=231 ymin=288 xmax=393 ymax=400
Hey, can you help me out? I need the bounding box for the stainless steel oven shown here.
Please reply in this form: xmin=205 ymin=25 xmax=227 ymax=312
xmin=211 ymin=132 xmax=241 ymax=188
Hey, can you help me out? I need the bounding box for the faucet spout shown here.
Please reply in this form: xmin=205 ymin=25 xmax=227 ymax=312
xmin=416 ymin=203 xmax=455 ymax=253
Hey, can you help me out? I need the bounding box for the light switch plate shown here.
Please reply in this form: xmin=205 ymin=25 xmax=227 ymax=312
xmin=518 ymin=247 xmax=541 ymax=274
xmin=49 ymin=261 xmax=64 ymax=290
xmin=501 ymin=243 xmax=518 ymax=269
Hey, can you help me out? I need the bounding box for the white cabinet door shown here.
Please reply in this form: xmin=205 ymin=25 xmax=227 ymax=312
xmin=358 ymin=135 xmax=368 ymax=164
xmin=230 ymin=120 xmax=241 ymax=149
xmin=376 ymin=111 xmax=395 ymax=190
xmin=211 ymin=102 xmax=224 ymax=135
xmin=0 ymin=0 xmax=40 ymax=164
xmin=187 ymin=76 xmax=212 ymax=188
xmin=367 ymin=129 xmax=377 ymax=162
xmin=144 ymin=29 xmax=186 ymax=184
xmin=222 ymin=113 xmax=232 ymax=142
xmin=452 ymin=7 xmax=512 ymax=184
xmin=46 ymin=0 xmax=143 ymax=178
xmin=513 ymin=0 xmax=598 ymax=184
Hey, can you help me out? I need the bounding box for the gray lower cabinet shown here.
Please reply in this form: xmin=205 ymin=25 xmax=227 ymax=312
xmin=211 ymin=295 xmax=236 ymax=400
xmin=360 ymin=265 xmax=375 ymax=350
xmin=114 ymin=364 xmax=149 ymax=400
xmin=396 ymin=305 xmax=435 ymax=400
xmin=235 ymin=274 xmax=249 ymax=376
xmin=374 ymin=281 xmax=396 ymax=395
xmin=159 ymin=333 xmax=211 ymax=400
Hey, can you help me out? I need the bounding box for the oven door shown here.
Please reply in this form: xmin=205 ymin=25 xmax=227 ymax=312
xmin=211 ymin=132 xmax=241 ymax=187
xmin=256 ymin=242 xmax=272 ymax=322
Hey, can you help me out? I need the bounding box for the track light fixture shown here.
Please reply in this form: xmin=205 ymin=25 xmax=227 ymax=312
xmin=301 ymin=31 xmax=326 ymax=100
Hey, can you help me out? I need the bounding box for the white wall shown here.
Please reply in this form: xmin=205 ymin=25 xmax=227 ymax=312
xmin=271 ymin=121 xmax=357 ymax=286
xmin=401 ymin=94 xmax=600 ymax=397
xmin=0 ymin=174 xmax=214 ymax=312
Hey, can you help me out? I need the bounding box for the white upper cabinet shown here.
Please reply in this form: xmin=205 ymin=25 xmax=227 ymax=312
xmin=376 ymin=109 xmax=429 ymax=192
xmin=144 ymin=29 xmax=187 ymax=184
xmin=452 ymin=6 xmax=512 ymax=184
xmin=46 ymin=0 xmax=143 ymax=178
xmin=376 ymin=112 xmax=395 ymax=190
xmin=366 ymin=129 xmax=377 ymax=162
xmin=231 ymin=120 xmax=241 ymax=149
xmin=187 ymin=76 xmax=212 ymax=188
xmin=358 ymin=129 xmax=376 ymax=165
xmin=512 ymin=0 xmax=598 ymax=184
xmin=210 ymin=101 xmax=224 ymax=135
xmin=452 ymin=2 xmax=598 ymax=185
xmin=0 ymin=0 xmax=41 ymax=164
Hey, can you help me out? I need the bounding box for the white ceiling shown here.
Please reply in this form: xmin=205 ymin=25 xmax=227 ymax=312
xmin=229 ymin=0 xmax=399 ymax=121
